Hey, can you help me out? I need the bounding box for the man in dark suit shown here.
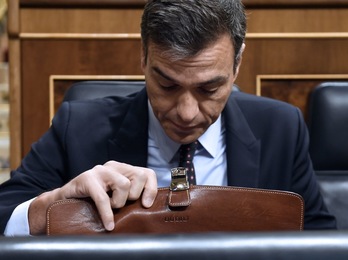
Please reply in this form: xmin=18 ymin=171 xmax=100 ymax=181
xmin=0 ymin=0 xmax=336 ymax=235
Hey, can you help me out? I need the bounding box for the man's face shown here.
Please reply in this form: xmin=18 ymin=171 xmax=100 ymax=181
xmin=142 ymin=34 xmax=242 ymax=144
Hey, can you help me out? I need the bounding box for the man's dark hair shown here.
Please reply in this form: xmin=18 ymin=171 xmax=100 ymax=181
xmin=141 ymin=0 xmax=246 ymax=72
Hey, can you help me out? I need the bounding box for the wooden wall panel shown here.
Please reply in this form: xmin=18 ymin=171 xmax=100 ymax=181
xmin=20 ymin=38 xmax=142 ymax=156
xmin=236 ymin=37 xmax=348 ymax=93
xmin=20 ymin=8 xmax=143 ymax=33
xmin=246 ymin=9 xmax=348 ymax=33
xmin=8 ymin=0 xmax=348 ymax=168
xmin=243 ymin=0 xmax=348 ymax=6
xmin=256 ymin=76 xmax=348 ymax=121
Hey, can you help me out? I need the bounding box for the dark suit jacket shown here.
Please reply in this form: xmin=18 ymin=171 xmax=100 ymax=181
xmin=0 ymin=88 xmax=336 ymax=232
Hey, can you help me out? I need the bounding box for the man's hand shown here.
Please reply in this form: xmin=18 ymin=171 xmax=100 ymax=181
xmin=28 ymin=161 xmax=158 ymax=235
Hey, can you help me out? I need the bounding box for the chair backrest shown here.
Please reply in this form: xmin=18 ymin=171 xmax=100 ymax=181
xmin=63 ymin=80 xmax=146 ymax=102
xmin=307 ymin=82 xmax=348 ymax=229
xmin=63 ymin=80 xmax=241 ymax=102
xmin=308 ymin=82 xmax=348 ymax=171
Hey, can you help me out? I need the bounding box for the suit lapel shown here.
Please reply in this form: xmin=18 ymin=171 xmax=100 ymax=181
xmin=107 ymin=89 xmax=149 ymax=167
xmin=223 ymin=94 xmax=261 ymax=188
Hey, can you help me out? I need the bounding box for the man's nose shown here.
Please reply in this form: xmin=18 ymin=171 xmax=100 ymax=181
xmin=176 ymin=92 xmax=199 ymax=122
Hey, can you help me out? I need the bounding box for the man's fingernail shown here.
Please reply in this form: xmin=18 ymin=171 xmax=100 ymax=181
xmin=143 ymin=197 xmax=154 ymax=208
xmin=106 ymin=222 xmax=114 ymax=231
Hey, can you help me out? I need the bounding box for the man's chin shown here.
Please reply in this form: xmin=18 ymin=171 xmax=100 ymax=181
xmin=167 ymin=131 xmax=200 ymax=144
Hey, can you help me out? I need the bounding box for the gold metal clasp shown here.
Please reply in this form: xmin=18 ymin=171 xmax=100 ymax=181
xmin=170 ymin=167 xmax=189 ymax=191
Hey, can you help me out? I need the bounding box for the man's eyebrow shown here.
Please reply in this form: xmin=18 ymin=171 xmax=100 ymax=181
xmin=153 ymin=66 xmax=229 ymax=87
xmin=153 ymin=67 xmax=178 ymax=84
xmin=196 ymin=75 xmax=229 ymax=87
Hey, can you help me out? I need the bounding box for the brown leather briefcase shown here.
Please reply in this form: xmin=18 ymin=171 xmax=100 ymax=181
xmin=46 ymin=168 xmax=304 ymax=235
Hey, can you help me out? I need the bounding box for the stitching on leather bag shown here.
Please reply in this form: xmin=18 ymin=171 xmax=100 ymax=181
xmin=191 ymin=185 xmax=305 ymax=230
xmin=168 ymin=189 xmax=190 ymax=207
xmin=46 ymin=199 xmax=86 ymax=235
xmin=47 ymin=186 xmax=305 ymax=232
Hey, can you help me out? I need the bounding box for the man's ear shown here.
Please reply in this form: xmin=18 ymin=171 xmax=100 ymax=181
xmin=234 ymin=43 xmax=246 ymax=79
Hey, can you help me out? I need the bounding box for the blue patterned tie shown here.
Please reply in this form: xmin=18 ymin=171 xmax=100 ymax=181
xmin=178 ymin=141 xmax=198 ymax=185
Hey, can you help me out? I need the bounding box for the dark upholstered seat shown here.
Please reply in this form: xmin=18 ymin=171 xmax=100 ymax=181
xmin=308 ymin=82 xmax=348 ymax=229
xmin=63 ymin=80 xmax=240 ymax=102
xmin=63 ymin=80 xmax=145 ymax=101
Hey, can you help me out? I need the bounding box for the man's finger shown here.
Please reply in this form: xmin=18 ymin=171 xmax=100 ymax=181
xmin=140 ymin=168 xmax=158 ymax=208
xmin=90 ymin=191 xmax=115 ymax=231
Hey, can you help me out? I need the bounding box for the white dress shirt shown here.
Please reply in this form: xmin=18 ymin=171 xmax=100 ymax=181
xmin=4 ymin=101 xmax=227 ymax=236
xmin=147 ymin=101 xmax=227 ymax=187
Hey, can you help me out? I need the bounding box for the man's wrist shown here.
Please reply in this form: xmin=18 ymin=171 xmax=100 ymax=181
xmin=4 ymin=198 xmax=36 ymax=236
xmin=28 ymin=188 xmax=62 ymax=235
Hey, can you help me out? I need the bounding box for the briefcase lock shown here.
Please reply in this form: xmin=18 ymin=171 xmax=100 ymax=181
xmin=170 ymin=167 xmax=189 ymax=191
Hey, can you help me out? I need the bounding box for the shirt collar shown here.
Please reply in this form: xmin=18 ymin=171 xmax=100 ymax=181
xmin=148 ymin=100 xmax=222 ymax=162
